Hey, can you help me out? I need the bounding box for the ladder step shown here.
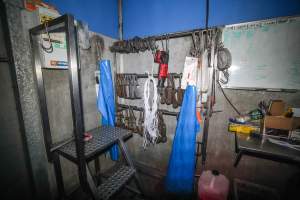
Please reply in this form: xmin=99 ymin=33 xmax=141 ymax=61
xmin=97 ymin=165 xmax=136 ymax=200
xmin=56 ymin=126 xmax=132 ymax=162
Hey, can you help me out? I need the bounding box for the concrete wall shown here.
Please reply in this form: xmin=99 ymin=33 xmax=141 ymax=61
xmin=119 ymin=35 xmax=300 ymax=196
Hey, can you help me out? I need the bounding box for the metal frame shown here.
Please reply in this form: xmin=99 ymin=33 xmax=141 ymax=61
xmin=123 ymin=28 xmax=214 ymax=42
xmin=30 ymin=14 xmax=87 ymax=194
xmin=118 ymin=138 xmax=145 ymax=194
xmin=0 ymin=57 xmax=8 ymax=62
xmin=117 ymin=72 xmax=182 ymax=79
xmin=118 ymin=0 xmax=123 ymax=40
xmin=118 ymin=103 xmax=178 ymax=117
xmin=221 ymin=86 xmax=298 ymax=93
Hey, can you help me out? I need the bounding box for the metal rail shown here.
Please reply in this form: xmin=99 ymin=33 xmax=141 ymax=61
xmin=117 ymin=103 xmax=178 ymax=117
xmin=0 ymin=57 xmax=8 ymax=62
xmin=201 ymin=0 xmax=211 ymax=166
xmin=117 ymin=72 xmax=182 ymax=79
xmin=130 ymin=28 xmax=215 ymax=41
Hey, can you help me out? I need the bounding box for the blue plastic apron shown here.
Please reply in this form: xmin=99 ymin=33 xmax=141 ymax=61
xmin=97 ymin=60 xmax=118 ymax=160
xmin=165 ymin=85 xmax=200 ymax=194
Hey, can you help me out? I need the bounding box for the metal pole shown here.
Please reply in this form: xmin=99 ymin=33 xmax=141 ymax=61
xmin=201 ymin=0 xmax=211 ymax=166
xmin=30 ymin=30 xmax=53 ymax=161
xmin=117 ymin=72 xmax=182 ymax=79
xmin=118 ymin=0 xmax=123 ymax=40
xmin=117 ymin=103 xmax=178 ymax=117
xmin=115 ymin=28 xmax=215 ymax=43
xmin=205 ymin=0 xmax=210 ymax=29
xmin=65 ymin=14 xmax=87 ymax=189
xmin=0 ymin=57 xmax=9 ymax=62
xmin=152 ymin=28 xmax=212 ymax=41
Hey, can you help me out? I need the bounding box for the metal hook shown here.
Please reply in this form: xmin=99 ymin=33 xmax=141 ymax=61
xmin=40 ymin=21 xmax=53 ymax=53
xmin=166 ymin=34 xmax=169 ymax=52
xmin=161 ymin=37 xmax=164 ymax=51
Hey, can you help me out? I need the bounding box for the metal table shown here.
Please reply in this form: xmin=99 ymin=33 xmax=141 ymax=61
xmin=234 ymin=133 xmax=300 ymax=167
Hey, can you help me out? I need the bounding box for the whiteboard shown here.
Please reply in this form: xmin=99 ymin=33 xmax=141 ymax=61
xmin=221 ymin=16 xmax=300 ymax=90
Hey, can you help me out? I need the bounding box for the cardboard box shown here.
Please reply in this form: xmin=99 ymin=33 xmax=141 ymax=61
xmin=264 ymin=116 xmax=293 ymax=130
xmin=268 ymin=100 xmax=285 ymax=116
xmin=264 ymin=116 xmax=300 ymax=131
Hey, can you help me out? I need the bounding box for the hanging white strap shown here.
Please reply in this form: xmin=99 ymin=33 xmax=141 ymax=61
xmin=143 ymin=72 xmax=159 ymax=148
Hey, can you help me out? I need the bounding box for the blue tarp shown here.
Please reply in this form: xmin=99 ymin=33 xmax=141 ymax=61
xmin=97 ymin=60 xmax=118 ymax=161
xmin=165 ymin=85 xmax=200 ymax=194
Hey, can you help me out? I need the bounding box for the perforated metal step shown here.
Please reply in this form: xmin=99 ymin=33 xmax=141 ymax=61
xmin=97 ymin=165 xmax=136 ymax=200
xmin=56 ymin=126 xmax=132 ymax=162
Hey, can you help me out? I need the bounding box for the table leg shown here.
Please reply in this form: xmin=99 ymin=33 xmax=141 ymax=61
xmin=234 ymin=152 xmax=243 ymax=167
xmin=94 ymin=157 xmax=101 ymax=185
xmin=53 ymin=153 xmax=66 ymax=198
xmin=234 ymin=132 xmax=238 ymax=153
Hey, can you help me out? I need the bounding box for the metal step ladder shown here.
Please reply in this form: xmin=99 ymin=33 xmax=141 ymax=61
xmin=30 ymin=15 xmax=144 ymax=199
xmin=55 ymin=126 xmax=144 ymax=200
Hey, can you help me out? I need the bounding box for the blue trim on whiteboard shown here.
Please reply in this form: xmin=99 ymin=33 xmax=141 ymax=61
xmin=221 ymin=86 xmax=298 ymax=93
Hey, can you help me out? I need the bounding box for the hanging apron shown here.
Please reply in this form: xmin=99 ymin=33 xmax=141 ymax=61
xmin=97 ymin=60 xmax=118 ymax=160
xmin=165 ymin=85 xmax=200 ymax=194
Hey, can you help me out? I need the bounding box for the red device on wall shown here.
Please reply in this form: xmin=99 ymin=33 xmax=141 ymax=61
xmin=154 ymin=45 xmax=169 ymax=88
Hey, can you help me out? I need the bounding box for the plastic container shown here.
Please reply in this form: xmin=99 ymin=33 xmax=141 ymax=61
xmin=198 ymin=170 xmax=229 ymax=200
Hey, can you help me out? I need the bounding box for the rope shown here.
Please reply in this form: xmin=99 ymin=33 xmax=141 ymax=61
xmin=143 ymin=71 xmax=159 ymax=148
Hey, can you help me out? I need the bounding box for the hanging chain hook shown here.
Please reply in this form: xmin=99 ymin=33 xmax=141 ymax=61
xmin=166 ymin=34 xmax=169 ymax=52
xmin=161 ymin=36 xmax=165 ymax=51
xmin=40 ymin=21 xmax=53 ymax=53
